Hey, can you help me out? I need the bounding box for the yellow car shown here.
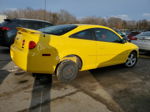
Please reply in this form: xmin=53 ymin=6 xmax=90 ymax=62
xmin=10 ymin=24 xmax=139 ymax=82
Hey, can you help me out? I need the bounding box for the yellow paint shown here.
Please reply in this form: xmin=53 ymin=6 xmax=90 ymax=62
xmin=10 ymin=25 xmax=139 ymax=74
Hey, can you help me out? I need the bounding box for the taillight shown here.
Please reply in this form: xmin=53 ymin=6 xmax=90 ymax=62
xmin=130 ymin=36 xmax=137 ymax=40
xmin=0 ymin=27 xmax=10 ymax=31
xmin=29 ymin=41 xmax=36 ymax=49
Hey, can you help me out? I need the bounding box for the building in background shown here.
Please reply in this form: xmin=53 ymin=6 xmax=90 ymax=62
xmin=0 ymin=15 xmax=7 ymax=23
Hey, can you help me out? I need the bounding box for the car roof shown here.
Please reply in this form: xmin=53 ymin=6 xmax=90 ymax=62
xmin=73 ymin=24 xmax=115 ymax=31
xmin=59 ymin=24 xmax=121 ymax=38
xmin=75 ymin=24 xmax=104 ymax=27
xmin=6 ymin=18 xmax=52 ymax=24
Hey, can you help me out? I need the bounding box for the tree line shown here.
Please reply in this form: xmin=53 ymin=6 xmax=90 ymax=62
xmin=1 ymin=8 xmax=150 ymax=31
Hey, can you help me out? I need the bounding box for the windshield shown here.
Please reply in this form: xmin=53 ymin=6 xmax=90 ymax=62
xmin=38 ymin=24 xmax=78 ymax=35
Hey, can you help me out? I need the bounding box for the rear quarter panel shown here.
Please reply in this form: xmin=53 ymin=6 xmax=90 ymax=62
xmin=49 ymin=35 xmax=97 ymax=71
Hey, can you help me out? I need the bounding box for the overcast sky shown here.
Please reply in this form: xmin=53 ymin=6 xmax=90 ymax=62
xmin=0 ymin=0 xmax=150 ymax=20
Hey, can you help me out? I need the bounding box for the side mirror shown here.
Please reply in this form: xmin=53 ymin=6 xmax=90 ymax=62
xmin=120 ymin=39 xmax=127 ymax=43
xmin=128 ymin=39 xmax=131 ymax=42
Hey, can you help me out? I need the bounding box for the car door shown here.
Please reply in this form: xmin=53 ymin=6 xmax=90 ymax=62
xmin=93 ymin=28 xmax=128 ymax=67
xmin=68 ymin=29 xmax=97 ymax=70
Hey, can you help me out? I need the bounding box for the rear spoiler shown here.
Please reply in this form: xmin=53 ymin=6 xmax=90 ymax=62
xmin=16 ymin=27 xmax=41 ymax=34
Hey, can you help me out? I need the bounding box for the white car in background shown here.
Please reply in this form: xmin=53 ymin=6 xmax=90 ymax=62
xmin=132 ymin=31 xmax=150 ymax=52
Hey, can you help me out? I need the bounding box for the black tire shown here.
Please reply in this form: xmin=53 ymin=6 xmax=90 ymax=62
xmin=124 ymin=51 xmax=137 ymax=68
xmin=56 ymin=60 xmax=79 ymax=83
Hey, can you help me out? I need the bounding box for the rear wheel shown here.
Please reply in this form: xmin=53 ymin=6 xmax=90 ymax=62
xmin=124 ymin=51 xmax=137 ymax=67
xmin=56 ymin=60 xmax=79 ymax=83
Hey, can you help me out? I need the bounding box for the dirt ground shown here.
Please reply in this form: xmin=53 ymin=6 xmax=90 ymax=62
xmin=0 ymin=46 xmax=150 ymax=112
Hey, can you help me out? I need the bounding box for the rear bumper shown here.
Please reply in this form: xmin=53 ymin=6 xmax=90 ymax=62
xmin=0 ymin=30 xmax=16 ymax=47
xmin=0 ymin=36 xmax=5 ymax=46
xmin=0 ymin=36 xmax=12 ymax=47
xmin=10 ymin=45 xmax=28 ymax=71
xmin=10 ymin=45 xmax=56 ymax=74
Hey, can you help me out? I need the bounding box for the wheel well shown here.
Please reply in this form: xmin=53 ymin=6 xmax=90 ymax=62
xmin=54 ymin=55 xmax=82 ymax=75
xmin=56 ymin=54 xmax=82 ymax=69
xmin=131 ymin=50 xmax=138 ymax=55
xmin=65 ymin=55 xmax=83 ymax=69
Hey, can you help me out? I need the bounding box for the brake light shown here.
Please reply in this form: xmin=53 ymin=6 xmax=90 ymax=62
xmin=29 ymin=41 xmax=36 ymax=49
xmin=0 ymin=27 xmax=10 ymax=31
xmin=130 ymin=36 xmax=137 ymax=40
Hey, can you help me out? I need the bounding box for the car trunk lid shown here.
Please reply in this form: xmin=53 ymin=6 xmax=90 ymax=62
xmin=14 ymin=27 xmax=43 ymax=50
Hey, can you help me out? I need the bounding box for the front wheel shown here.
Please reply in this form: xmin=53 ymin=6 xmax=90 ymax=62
xmin=56 ymin=60 xmax=79 ymax=83
xmin=124 ymin=51 xmax=137 ymax=68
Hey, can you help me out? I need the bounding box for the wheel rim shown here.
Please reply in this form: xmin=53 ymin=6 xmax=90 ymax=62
xmin=62 ymin=65 xmax=76 ymax=80
xmin=126 ymin=53 xmax=137 ymax=67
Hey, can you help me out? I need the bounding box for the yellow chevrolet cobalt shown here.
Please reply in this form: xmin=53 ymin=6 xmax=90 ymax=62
xmin=10 ymin=24 xmax=139 ymax=82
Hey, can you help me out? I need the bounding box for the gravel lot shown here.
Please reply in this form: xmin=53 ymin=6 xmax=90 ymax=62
xmin=0 ymin=46 xmax=150 ymax=112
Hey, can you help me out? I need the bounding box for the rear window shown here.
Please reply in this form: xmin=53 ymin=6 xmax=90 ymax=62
xmin=38 ymin=24 xmax=77 ymax=35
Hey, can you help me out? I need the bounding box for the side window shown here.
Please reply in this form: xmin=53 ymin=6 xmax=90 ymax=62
xmin=70 ymin=29 xmax=94 ymax=40
xmin=94 ymin=28 xmax=121 ymax=43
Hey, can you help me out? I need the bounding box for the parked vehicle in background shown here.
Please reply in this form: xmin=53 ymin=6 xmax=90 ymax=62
xmin=127 ymin=31 xmax=140 ymax=40
xmin=115 ymin=30 xmax=128 ymax=40
xmin=0 ymin=18 xmax=53 ymax=47
xmin=131 ymin=31 xmax=150 ymax=52
xmin=125 ymin=30 xmax=131 ymax=36
xmin=11 ymin=24 xmax=139 ymax=82
xmin=0 ymin=15 xmax=7 ymax=23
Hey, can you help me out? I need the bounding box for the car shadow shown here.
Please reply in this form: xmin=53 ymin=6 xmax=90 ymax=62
xmin=0 ymin=46 xmax=11 ymax=63
xmin=0 ymin=47 xmax=10 ymax=54
xmin=0 ymin=46 xmax=11 ymax=84
xmin=0 ymin=70 xmax=10 ymax=84
xmin=29 ymin=74 xmax=52 ymax=112
xmin=90 ymin=58 xmax=150 ymax=112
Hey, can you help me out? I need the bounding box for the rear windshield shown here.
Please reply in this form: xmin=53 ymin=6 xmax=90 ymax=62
xmin=38 ymin=24 xmax=77 ymax=35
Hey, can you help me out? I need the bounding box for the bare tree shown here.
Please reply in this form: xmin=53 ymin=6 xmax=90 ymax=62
xmin=79 ymin=16 xmax=107 ymax=26
xmin=1 ymin=8 xmax=150 ymax=30
xmin=56 ymin=10 xmax=77 ymax=24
